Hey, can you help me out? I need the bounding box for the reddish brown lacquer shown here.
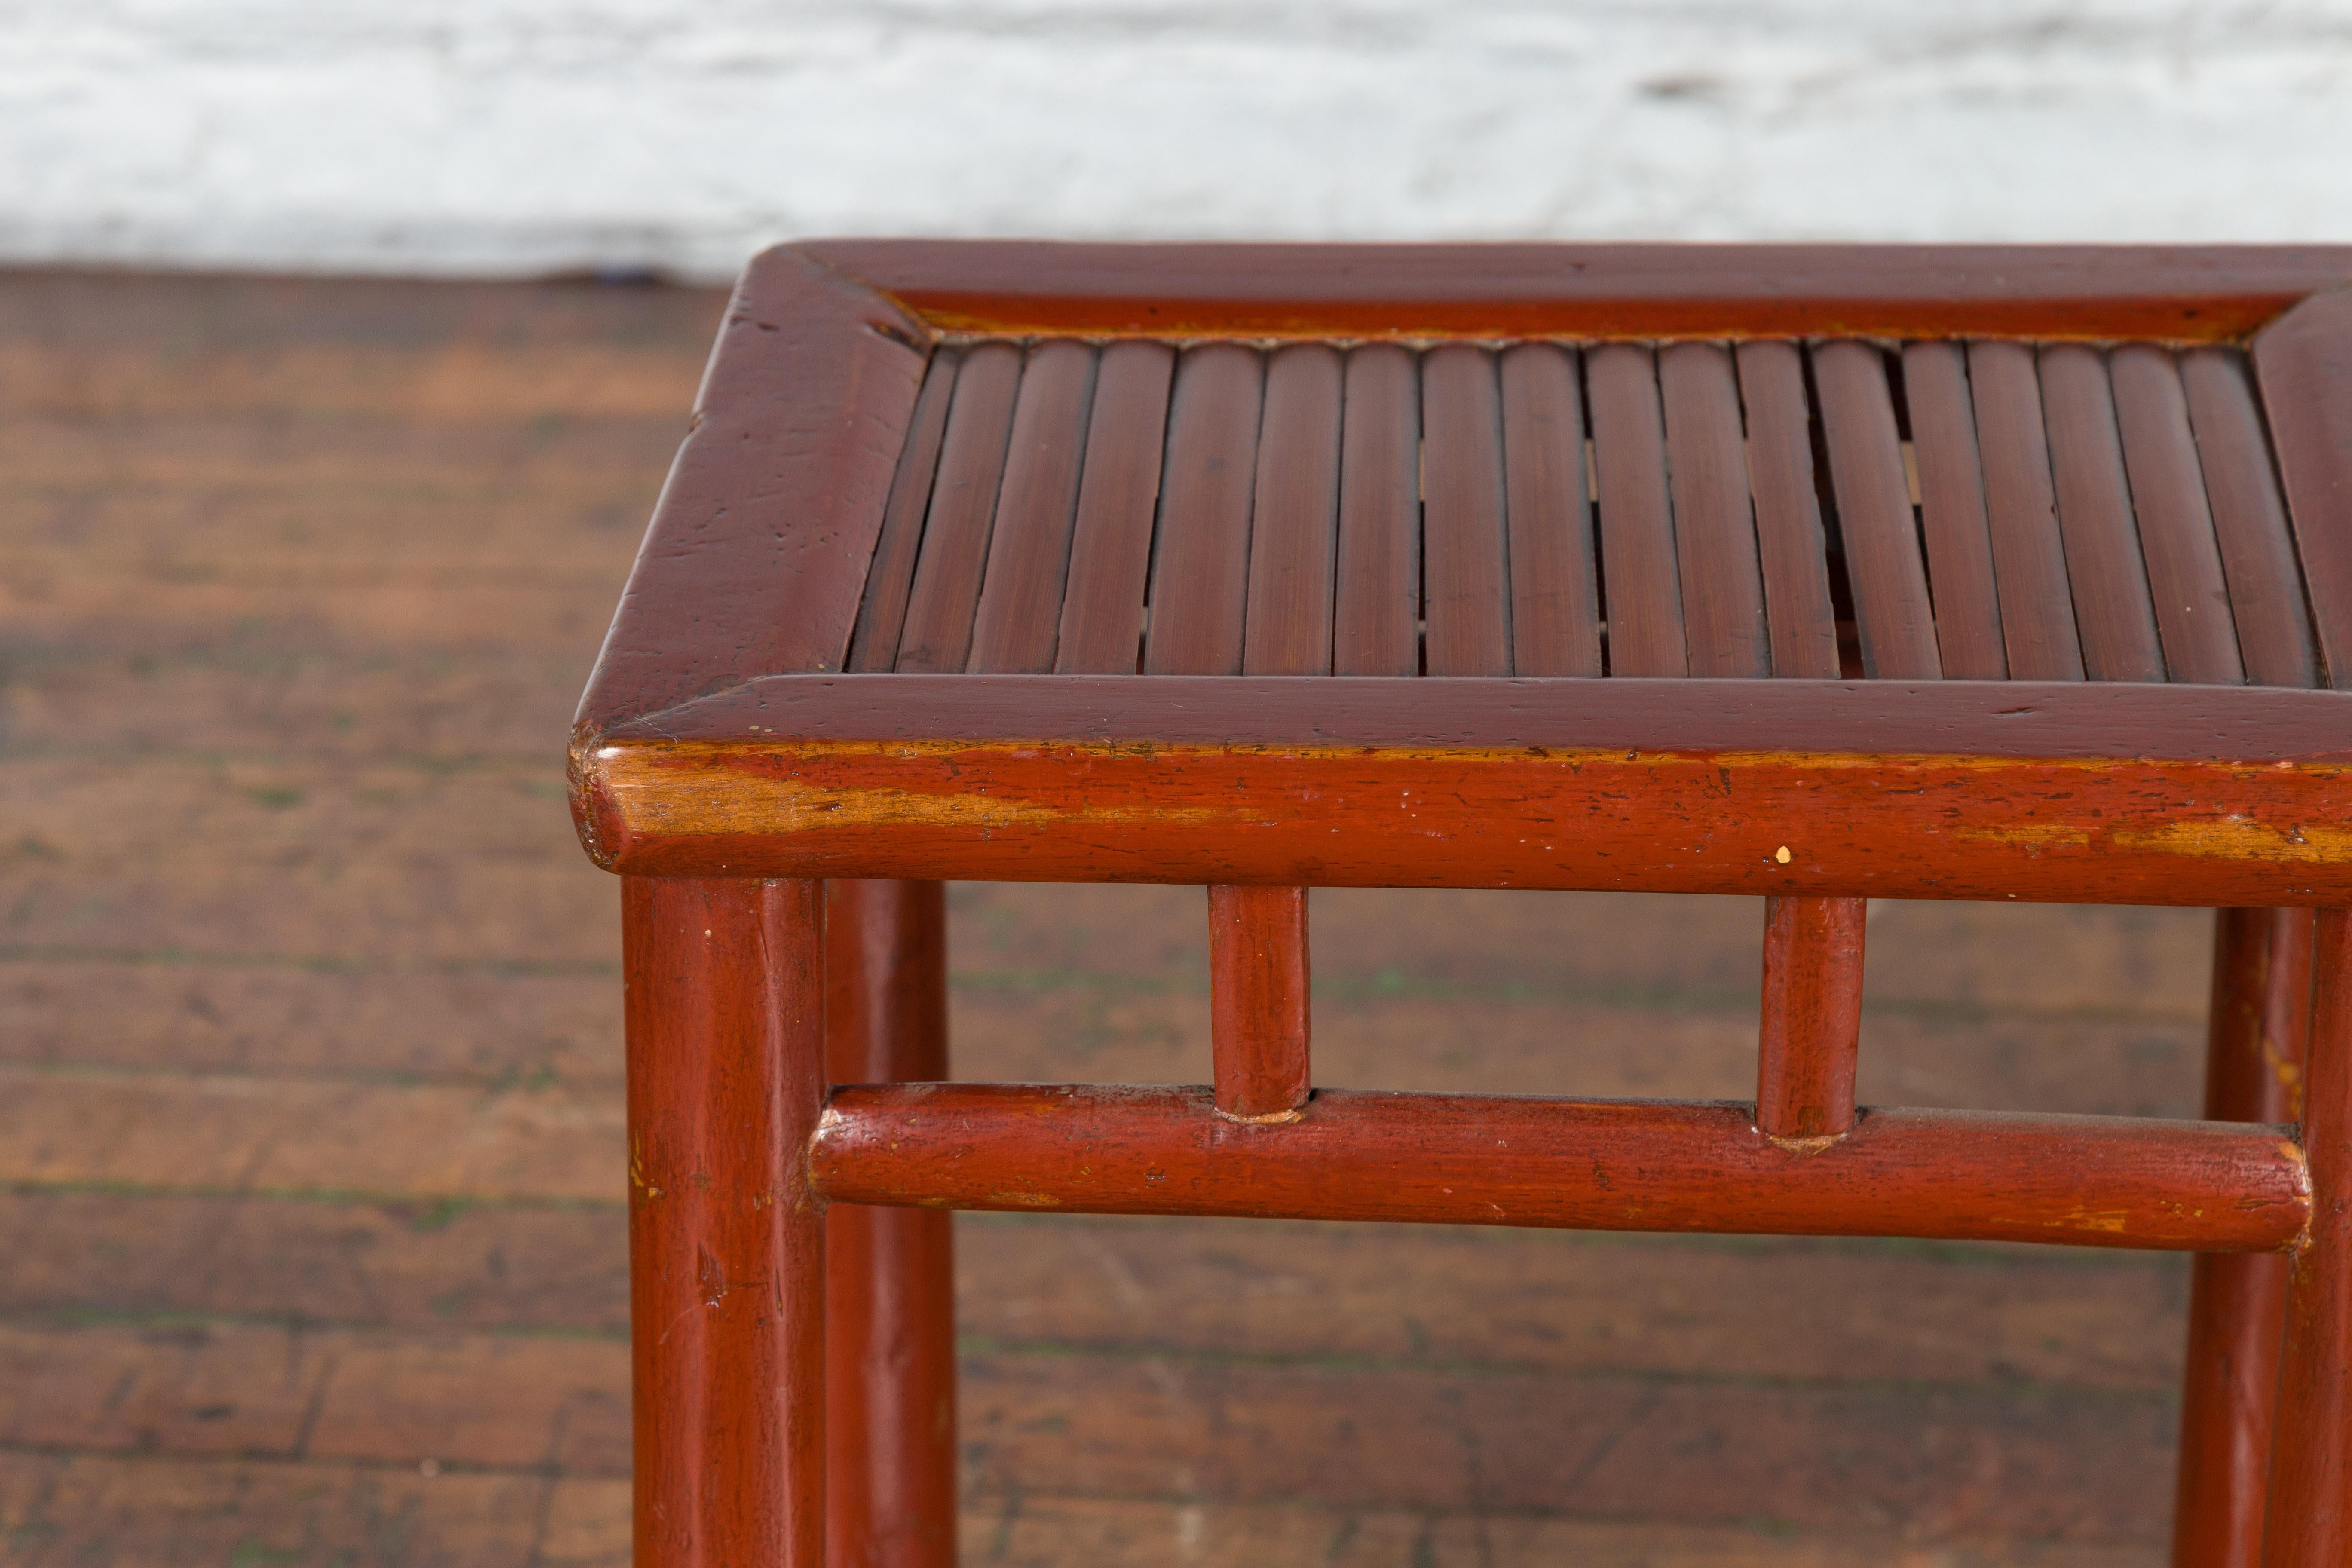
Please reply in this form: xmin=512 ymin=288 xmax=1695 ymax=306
xmin=849 ymin=349 xmax=960 ymax=674
xmin=625 ymin=877 xmax=827 ymax=1568
xmin=1332 ymin=343 xmax=1420 ymax=677
xmin=1813 ymin=341 xmax=1938 ymax=680
xmin=2110 ymin=345 xmax=2244 ymax=687
xmin=1756 ymin=897 xmax=1866 ymax=1140
xmin=810 ymin=1084 xmax=2306 ymax=1252
xmin=1243 ymin=345 xmax=1342 ymax=676
xmin=2254 ymin=291 xmax=2352 ymax=689
xmin=824 ymin=881 xmax=956 ymax=1568
xmin=1967 ymin=338 xmax=2086 ymax=684
xmin=1421 ymin=344 xmax=1513 ymax=676
xmin=1145 ymin=344 xmax=1262 ymax=676
xmin=578 ymin=674 xmax=2352 ymax=906
xmin=966 ymin=341 xmax=1096 ymax=674
xmin=2265 ymin=907 xmax=2352 ymax=1567
xmin=2177 ymin=910 xmax=2313 ymax=1568
xmin=2181 ymin=348 xmax=2319 ymax=689
xmin=1902 ymin=341 xmax=2007 ymax=680
xmin=801 ymin=240 xmax=2352 ymax=341
xmin=1586 ymin=342 xmax=1687 ymax=677
xmin=1499 ymin=341 xmax=1599 ymax=676
xmin=895 ymin=343 xmax=1022 ymax=676
xmin=1054 ymin=340 xmax=1174 ymax=675
xmin=574 ymin=245 xmax=2352 ymax=1564
xmin=1207 ymin=885 xmax=1311 ymax=1119
xmin=1737 ymin=340 xmax=1841 ymax=681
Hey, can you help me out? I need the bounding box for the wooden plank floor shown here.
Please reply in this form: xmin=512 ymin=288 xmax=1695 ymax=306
xmin=0 ymin=269 xmax=2221 ymax=1565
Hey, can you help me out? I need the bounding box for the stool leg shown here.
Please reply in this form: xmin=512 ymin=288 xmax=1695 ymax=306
xmin=1755 ymin=895 xmax=1866 ymax=1140
xmin=625 ymin=877 xmax=827 ymax=1568
xmin=825 ymin=881 xmax=957 ymax=1568
xmin=2177 ymin=910 xmax=2312 ymax=1567
xmin=2262 ymin=906 xmax=2352 ymax=1567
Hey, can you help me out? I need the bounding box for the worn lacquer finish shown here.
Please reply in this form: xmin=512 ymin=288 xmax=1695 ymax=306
xmin=1738 ymin=340 xmax=1841 ymax=681
xmin=1902 ymin=341 xmax=2007 ymax=680
xmin=1145 ymin=344 xmax=1262 ymax=676
xmin=824 ymin=881 xmax=956 ymax=1568
xmin=1421 ymin=343 xmax=1513 ymax=677
xmin=1333 ymin=343 xmax=1421 ymax=676
xmin=573 ymin=244 xmax=2352 ymax=750
xmin=584 ymin=740 xmax=2352 ymax=902
xmin=577 ymin=251 xmax=931 ymax=731
xmin=577 ymin=244 xmax=2352 ymax=1566
xmin=966 ymin=341 xmax=1097 ymax=674
xmin=1968 ymin=340 xmax=2087 ymax=684
xmin=1054 ymin=340 xmax=1174 ymax=675
xmin=894 ymin=343 xmax=1022 ymax=675
xmin=625 ymin=877 xmax=827 ymax=1568
xmin=1499 ymin=341 xmax=1600 ymax=675
xmin=2182 ymin=349 xmax=2319 ymax=690
xmin=1814 ymin=341 xmax=1939 ymax=680
xmin=1207 ymin=885 xmax=1311 ymax=1119
xmin=575 ymin=677 xmax=2352 ymax=904
xmin=802 ymin=241 xmax=2352 ymax=341
xmin=2263 ymin=907 xmax=2352 ymax=1566
xmin=2111 ymin=344 xmax=2245 ymax=688
xmin=1586 ymin=342 xmax=1687 ymax=677
xmin=2177 ymin=909 xmax=2313 ymax=1568
xmin=848 ymin=349 xmax=961 ymax=674
xmin=1756 ymin=896 xmax=1866 ymax=1140
xmin=2042 ymin=344 xmax=2165 ymax=683
xmin=810 ymin=1084 xmax=2307 ymax=1252
xmin=2256 ymin=291 xmax=2352 ymax=689
xmin=1658 ymin=340 xmax=1767 ymax=678
xmin=1243 ymin=345 xmax=1343 ymax=676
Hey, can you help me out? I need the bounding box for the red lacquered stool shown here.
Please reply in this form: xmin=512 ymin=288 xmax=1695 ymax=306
xmin=570 ymin=242 xmax=2352 ymax=1566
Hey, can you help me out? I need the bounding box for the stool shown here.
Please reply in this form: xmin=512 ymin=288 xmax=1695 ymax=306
xmin=569 ymin=242 xmax=2352 ymax=1567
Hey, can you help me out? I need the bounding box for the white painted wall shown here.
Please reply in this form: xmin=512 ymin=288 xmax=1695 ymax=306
xmin=3 ymin=1 xmax=2350 ymax=282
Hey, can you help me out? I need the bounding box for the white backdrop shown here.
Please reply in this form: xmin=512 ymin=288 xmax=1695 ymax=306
xmin=4 ymin=0 xmax=2350 ymax=281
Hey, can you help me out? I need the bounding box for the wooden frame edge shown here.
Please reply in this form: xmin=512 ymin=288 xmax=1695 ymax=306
xmin=570 ymin=247 xmax=937 ymax=741
xmin=2256 ymin=288 xmax=2352 ymax=690
xmin=570 ymin=679 xmax=2352 ymax=903
xmin=593 ymin=674 xmax=2352 ymax=759
xmin=802 ymin=239 xmax=2352 ymax=343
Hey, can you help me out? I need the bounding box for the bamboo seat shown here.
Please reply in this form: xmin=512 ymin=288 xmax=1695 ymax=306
xmin=570 ymin=242 xmax=2352 ymax=1568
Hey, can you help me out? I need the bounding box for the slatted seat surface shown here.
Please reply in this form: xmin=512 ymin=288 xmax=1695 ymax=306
xmin=849 ymin=335 xmax=2321 ymax=687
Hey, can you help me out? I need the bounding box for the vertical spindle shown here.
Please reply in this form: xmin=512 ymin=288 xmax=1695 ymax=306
xmin=1207 ymin=885 xmax=1311 ymax=1121
xmin=1756 ymin=895 xmax=1867 ymax=1140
